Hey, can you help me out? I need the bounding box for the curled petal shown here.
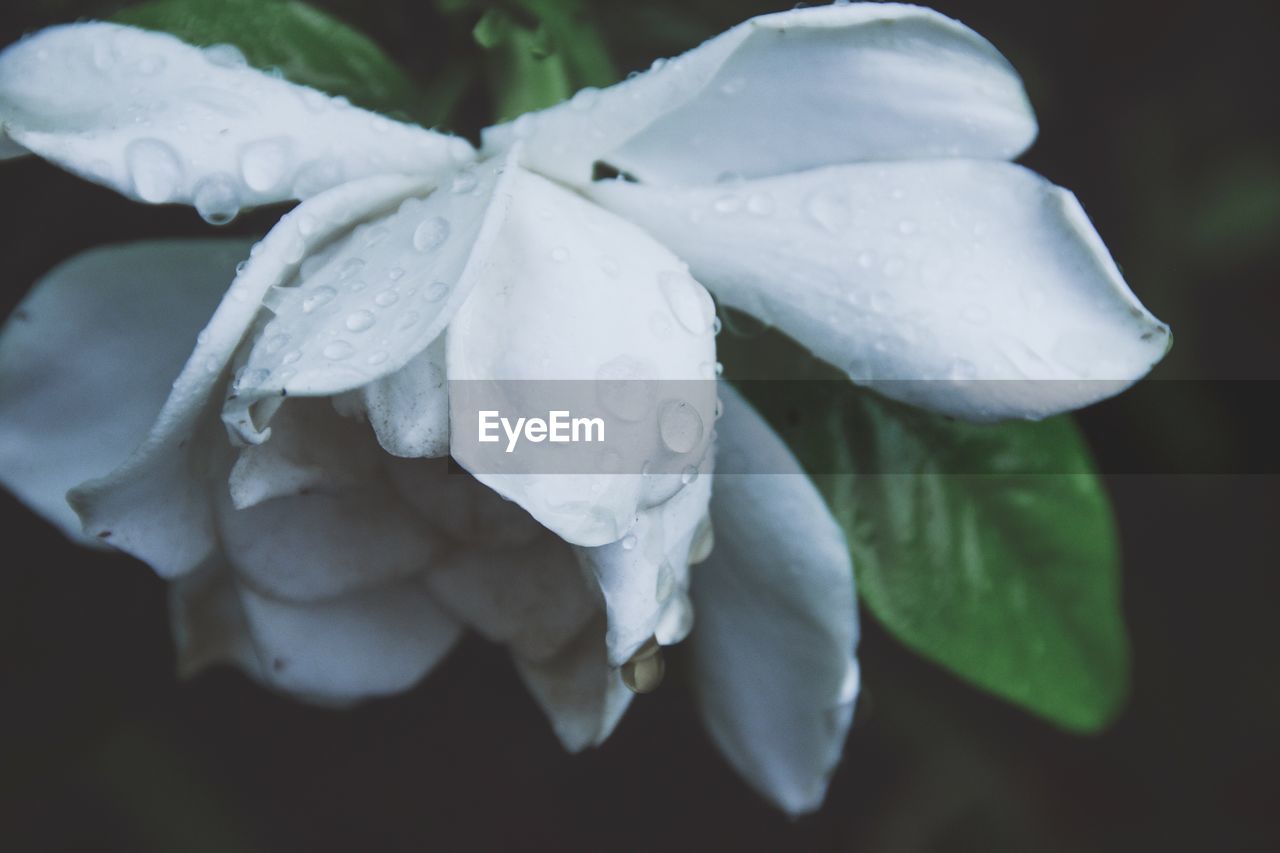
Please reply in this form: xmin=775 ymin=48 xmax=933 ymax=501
xmin=512 ymin=617 xmax=633 ymax=753
xmin=0 ymin=240 xmax=247 ymax=544
xmin=484 ymin=4 xmax=1033 ymax=186
xmin=0 ymin=23 xmax=470 ymax=209
xmin=690 ymin=385 xmax=858 ymax=815
xmin=228 ymin=398 xmax=382 ymax=509
xmin=593 ymin=161 xmax=1171 ymax=421
xmin=222 ymin=149 xmax=519 ymax=437
xmin=70 ymin=174 xmax=428 ymax=577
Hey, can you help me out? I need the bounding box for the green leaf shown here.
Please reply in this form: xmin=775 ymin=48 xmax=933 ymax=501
xmin=723 ymin=326 xmax=1130 ymax=732
xmin=113 ymin=0 xmax=429 ymax=121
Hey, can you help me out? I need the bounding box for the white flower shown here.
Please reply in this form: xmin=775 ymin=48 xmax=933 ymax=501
xmin=0 ymin=4 xmax=1167 ymax=814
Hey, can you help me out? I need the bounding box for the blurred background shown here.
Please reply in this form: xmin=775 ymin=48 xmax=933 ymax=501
xmin=1 ymin=0 xmax=1276 ymax=850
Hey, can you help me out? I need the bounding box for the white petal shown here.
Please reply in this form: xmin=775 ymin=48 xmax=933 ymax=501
xmin=0 ymin=239 xmax=250 ymax=544
xmin=0 ymin=23 xmax=470 ymax=209
xmin=237 ymin=577 xmax=461 ymax=703
xmin=169 ymin=559 xmax=262 ymax=680
xmin=222 ymin=151 xmax=519 ymax=434
xmin=384 ymin=455 xmax=545 ymax=549
xmin=228 ymin=398 xmax=382 ymax=509
xmin=216 ymin=484 xmax=442 ymax=604
xmin=425 ymin=536 xmax=597 ymax=662
xmin=69 ymin=174 xmax=427 ymax=577
xmin=690 ymin=385 xmax=858 ymax=815
xmin=341 ymin=333 xmax=450 ymax=458
xmin=512 ymin=617 xmax=633 ymax=752
xmin=446 ymin=167 xmax=716 ymax=545
xmin=575 ymin=459 xmax=712 ymax=666
xmin=594 ymin=161 xmax=1171 ymax=421
xmin=483 ymin=4 xmax=1033 ymax=186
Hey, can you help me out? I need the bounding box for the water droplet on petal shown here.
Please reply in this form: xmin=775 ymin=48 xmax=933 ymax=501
xmin=126 ymin=139 xmax=182 ymax=203
xmin=367 ymin=350 xmax=389 ymax=366
xmin=450 ymin=171 xmax=478 ymax=194
xmin=412 ymin=216 xmax=450 ymax=252
xmin=345 ymin=310 xmax=376 ymax=332
xmin=301 ymin=286 xmax=337 ymax=313
xmin=570 ymin=87 xmax=600 ymax=111
xmin=423 ymin=280 xmax=449 ymax=302
xmin=263 ymin=333 xmax=290 ymax=354
xmin=193 ymin=174 xmax=241 ymax=225
xmin=240 ymin=138 xmax=291 ymax=193
xmin=658 ymin=271 xmax=715 ymax=335
xmin=281 ymin=350 xmax=303 ymax=366
xmin=374 ymin=290 xmax=399 ymax=307
xmin=203 ymin=43 xmax=247 ymax=68
xmin=680 ymin=465 xmax=699 ymax=485
xmin=659 ymin=399 xmax=705 ymax=454
xmin=599 ymin=256 xmax=620 ymax=277
xmin=621 ymin=534 xmax=638 ymax=551
xmin=322 ymin=340 xmax=354 ymax=360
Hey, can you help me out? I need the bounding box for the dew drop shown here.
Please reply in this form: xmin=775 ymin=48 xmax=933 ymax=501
xmin=240 ymin=138 xmax=291 ymax=193
xmin=367 ymin=350 xmax=389 ymax=366
xmin=281 ymin=349 xmax=303 ymax=365
xmin=263 ymin=333 xmax=290 ymax=354
xmin=570 ymin=87 xmax=600 ymax=111
xmin=203 ymin=43 xmax=247 ymax=68
xmin=680 ymin=465 xmax=700 ymax=485
xmin=658 ymin=271 xmax=714 ymax=335
xmin=388 ymin=267 xmax=406 ymax=281
xmin=193 ymin=174 xmax=240 ymax=225
xmin=897 ymin=218 xmax=918 ymax=236
xmin=301 ymin=286 xmax=337 ymax=313
xmin=322 ymin=340 xmax=354 ymax=360
xmin=412 ymin=216 xmax=450 ymax=252
xmin=126 ymin=139 xmax=182 ymax=203
xmin=450 ymin=171 xmax=478 ymax=194
xmin=600 ymin=256 xmax=620 ymax=277
xmin=806 ymin=190 xmax=853 ymax=233
xmin=345 ymin=310 xmax=376 ymax=332
xmin=397 ymin=310 xmax=421 ymax=331
xmin=621 ymin=534 xmax=638 ymax=551
xmin=659 ymin=400 xmax=705 ymax=454
xmin=338 ymin=258 xmax=365 ymax=280
xmin=713 ymin=195 xmax=742 ymax=214
xmin=423 ymin=280 xmax=449 ymax=302
xmin=374 ymin=290 xmax=399 ymax=307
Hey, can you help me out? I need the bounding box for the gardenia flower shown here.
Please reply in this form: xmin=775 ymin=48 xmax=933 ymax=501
xmin=0 ymin=3 xmax=1168 ymax=814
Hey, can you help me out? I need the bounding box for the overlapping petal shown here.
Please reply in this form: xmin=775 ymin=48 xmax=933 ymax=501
xmin=0 ymin=239 xmax=247 ymax=543
xmin=446 ymin=165 xmax=716 ymax=546
xmin=0 ymin=23 xmax=470 ymax=210
xmin=690 ymin=385 xmax=859 ymax=815
xmin=575 ymin=460 xmax=712 ymax=666
xmin=593 ymin=161 xmax=1171 ymax=421
xmin=221 ymin=150 xmax=518 ymax=437
xmin=237 ymin=576 xmax=461 ymax=703
xmin=512 ymin=617 xmax=634 ymax=752
xmin=70 ymin=174 xmax=428 ymax=576
xmin=425 ymin=535 xmax=598 ymax=662
xmin=484 ymin=4 xmax=1034 ymax=187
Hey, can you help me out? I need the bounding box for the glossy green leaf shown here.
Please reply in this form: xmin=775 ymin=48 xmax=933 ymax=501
xmin=722 ymin=325 xmax=1131 ymax=732
xmin=113 ymin=0 xmax=428 ymax=121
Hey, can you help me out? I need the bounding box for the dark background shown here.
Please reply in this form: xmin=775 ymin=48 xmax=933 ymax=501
xmin=2 ymin=1 xmax=1277 ymax=850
